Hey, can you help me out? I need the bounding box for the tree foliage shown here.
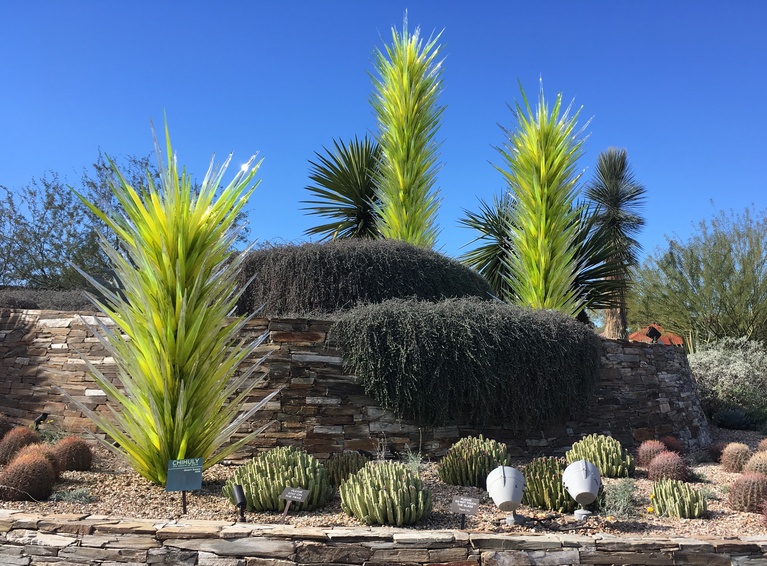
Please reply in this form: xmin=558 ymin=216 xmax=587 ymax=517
xmin=628 ymin=207 xmax=767 ymax=347
xmin=371 ymin=17 xmax=443 ymax=247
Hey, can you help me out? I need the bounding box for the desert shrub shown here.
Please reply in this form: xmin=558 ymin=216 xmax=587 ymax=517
xmin=339 ymin=461 xmax=431 ymax=526
xmin=0 ymin=427 xmax=42 ymax=465
xmin=13 ymin=443 xmax=60 ymax=480
xmin=603 ymin=478 xmax=638 ymax=518
xmin=744 ymin=452 xmax=767 ymax=476
xmin=0 ymin=452 xmax=56 ymax=501
xmin=222 ymin=446 xmax=333 ymax=512
xmin=712 ymin=408 xmax=754 ymax=431
xmin=438 ymin=435 xmax=510 ymax=489
xmin=729 ymin=472 xmax=767 ymax=512
xmin=325 ymin=452 xmax=370 ymax=487
xmin=333 ymin=297 xmax=601 ymax=428
xmin=659 ymin=435 xmax=684 ymax=454
xmin=522 ymin=457 xmax=575 ymax=513
xmin=0 ymin=414 xmax=12 ymax=439
xmin=566 ymin=434 xmax=635 ymax=478
xmin=688 ymin=337 xmax=767 ymax=417
xmin=53 ymin=436 xmax=93 ymax=471
xmin=758 ymin=439 xmax=767 ymax=452
xmin=236 ymin=240 xmax=492 ymax=316
xmin=636 ymin=440 xmax=667 ymax=468
xmin=0 ymin=288 xmax=93 ymax=311
xmin=721 ymin=442 xmax=752 ymax=473
xmin=647 ymin=451 xmax=690 ymax=482
xmin=651 ymin=479 xmax=707 ymax=518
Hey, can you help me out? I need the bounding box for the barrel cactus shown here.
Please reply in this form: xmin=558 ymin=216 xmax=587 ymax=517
xmin=636 ymin=440 xmax=667 ymax=468
xmin=744 ymin=451 xmax=767 ymax=476
xmin=13 ymin=443 xmax=60 ymax=480
xmin=566 ymin=434 xmax=634 ymax=478
xmin=647 ymin=451 xmax=690 ymax=482
xmin=522 ymin=457 xmax=575 ymax=513
xmin=53 ymin=436 xmax=93 ymax=471
xmin=651 ymin=479 xmax=707 ymax=518
xmin=0 ymin=452 xmax=56 ymax=501
xmin=326 ymin=451 xmax=370 ymax=487
xmin=222 ymin=446 xmax=333 ymax=512
xmin=438 ymin=435 xmax=510 ymax=489
xmin=721 ymin=442 xmax=752 ymax=473
xmin=340 ymin=461 xmax=431 ymax=526
xmin=728 ymin=472 xmax=767 ymax=512
xmin=0 ymin=427 xmax=42 ymax=465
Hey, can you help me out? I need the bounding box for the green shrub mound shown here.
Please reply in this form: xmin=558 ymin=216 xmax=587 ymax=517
xmin=339 ymin=461 xmax=432 ymax=526
xmin=438 ymin=435 xmax=510 ymax=489
xmin=0 ymin=288 xmax=93 ymax=311
xmin=333 ymin=297 xmax=601 ymax=428
xmin=566 ymin=434 xmax=635 ymax=478
xmin=325 ymin=451 xmax=370 ymax=487
xmin=235 ymin=240 xmax=492 ymax=316
xmin=522 ymin=457 xmax=576 ymax=513
xmin=0 ymin=452 xmax=56 ymax=501
xmin=720 ymin=442 xmax=752 ymax=473
xmin=222 ymin=446 xmax=333 ymax=512
xmin=711 ymin=408 xmax=754 ymax=431
xmin=0 ymin=427 xmax=42 ymax=465
xmin=651 ymin=479 xmax=707 ymax=519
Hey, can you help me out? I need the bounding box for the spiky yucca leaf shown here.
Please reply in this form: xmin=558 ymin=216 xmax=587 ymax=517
xmin=371 ymin=16 xmax=443 ymax=248
xmin=68 ymin=122 xmax=279 ymax=485
xmin=497 ymin=83 xmax=587 ymax=316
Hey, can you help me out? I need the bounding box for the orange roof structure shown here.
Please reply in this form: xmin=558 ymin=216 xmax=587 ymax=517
xmin=628 ymin=323 xmax=685 ymax=346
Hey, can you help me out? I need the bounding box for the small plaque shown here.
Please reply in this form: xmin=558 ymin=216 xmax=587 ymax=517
xmin=450 ymin=496 xmax=480 ymax=515
xmin=166 ymin=458 xmax=203 ymax=492
xmin=280 ymin=487 xmax=310 ymax=502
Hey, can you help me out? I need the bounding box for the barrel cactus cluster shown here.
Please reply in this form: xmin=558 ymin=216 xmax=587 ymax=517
xmin=222 ymin=446 xmax=333 ymax=512
xmin=339 ymin=461 xmax=432 ymax=526
xmin=438 ymin=435 xmax=510 ymax=489
xmin=566 ymin=434 xmax=635 ymax=478
xmin=650 ymin=479 xmax=707 ymax=518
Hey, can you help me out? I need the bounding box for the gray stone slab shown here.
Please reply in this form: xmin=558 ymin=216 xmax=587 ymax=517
xmin=164 ymin=537 xmax=295 ymax=558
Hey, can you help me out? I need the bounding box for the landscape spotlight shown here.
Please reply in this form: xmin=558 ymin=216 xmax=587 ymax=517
xmin=486 ymin=465 xmax=526 ymax=525
xmin=233 ymin=484 xmax=247 ymax=522
xmin=562 ymin=459 xmax=602 ymax=521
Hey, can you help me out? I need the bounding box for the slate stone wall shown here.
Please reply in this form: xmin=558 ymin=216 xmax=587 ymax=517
xmin=0 ymin=309 xmax=710 ymax=460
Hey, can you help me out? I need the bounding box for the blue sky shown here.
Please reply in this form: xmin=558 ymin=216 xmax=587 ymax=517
xmin=2 ymin=1 xmax=765 ymax=261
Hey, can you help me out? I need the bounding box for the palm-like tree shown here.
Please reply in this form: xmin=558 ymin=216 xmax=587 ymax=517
xmin=585 ymin=148 xmax=647 ymax=339
xmin=371 ymin=17 xmax=444 ymax=248
xmin=302 ymin=136 xmax=381 ymax=240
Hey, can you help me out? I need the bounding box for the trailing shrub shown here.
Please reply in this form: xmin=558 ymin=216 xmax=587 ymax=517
xmin=728 ymin=472 xmax=767 ymax=512
xmin=339 ymin=461 xmax=432 ymax=526
xmin=236 ymin=240 xmax=492 ymax=316
xmin=333 ymin=297 xmax=601 ymax=428
xmin=14 ymin=443 xmax=60 ymax=480
xmin=721 ymin=442 xmax=752 ymax=473
xmin=53 ymin=436 xmax=93 ymax=471
xmin=0 ymin=452 xmax=56 ymax=501
xmin=659 ymin=435 xmax=684 ymax=454
xmin=222 ymin=446 xmax=333 ymax=512
xmin=712 ymin=408 xmax=754 ymax=431
xmin=688 ymin=337 xmax=767 ymax=417
xmin=0 ymin=427 xmax=42 ymax=465
xmin=522 ymin=457 xmax=575 ymax=513
xmin=636 ymin=440 xmax=668 ymax=468
xmin=744 ymin=452 xmax=767 ymax=476
xmin=651 ymin=479 xmax=707 ymax=518
xmin=566 ymin=434 xmax=635 ymax=478
xmin=647 ymin=451 xmax=690 ymax=482
xmin=0 ymin=288 xmax=93 ymax=311
xmin=438 ymin=435 xmax=510 ymax=489
xmin=325 ymin=452 xmax=370 ymax=487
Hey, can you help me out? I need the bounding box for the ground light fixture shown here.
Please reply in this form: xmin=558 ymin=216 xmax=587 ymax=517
xmin=233 ymin=484 xmax=247 ymax=522
xmin=562 ymin=459 xmax=602 ymax=520
xmin=486 ymin=465 xmax=526 ymax=525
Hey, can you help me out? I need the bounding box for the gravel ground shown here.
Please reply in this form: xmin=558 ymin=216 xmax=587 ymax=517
xmin=2 ymin=426 xmax=766 ymax=538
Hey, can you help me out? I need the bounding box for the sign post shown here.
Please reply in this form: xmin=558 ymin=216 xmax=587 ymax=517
xmin=450 ymin=496 xmax=480 ymax=529
xmin=166 ymin=458 xmax=204 ymax=515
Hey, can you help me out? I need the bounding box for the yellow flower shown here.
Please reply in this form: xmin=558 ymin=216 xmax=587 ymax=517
xmin=647 ymin=506 xmax=654 ymax=513
xmin=649 ymin=493 xmax=655 ymax=499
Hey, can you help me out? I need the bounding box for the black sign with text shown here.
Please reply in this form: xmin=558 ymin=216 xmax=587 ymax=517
xmin=166 ymin=458 xmax=203 ymax=492
xmin=279 ymin=487 xmax=310 ymax=502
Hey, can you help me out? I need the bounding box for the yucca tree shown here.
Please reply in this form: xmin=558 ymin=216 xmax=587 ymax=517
xmin=68 ymin=123 xmax=280 ymax=485
xmin=371 ymin=17 xmax=444 ymax=248
xmin=585 ymin=148 xmax=647 ymax=339
xmin=496 ymin=84 xmax=587 ymax=316
xmin=302 ymin=136 xmax=381 ymax=240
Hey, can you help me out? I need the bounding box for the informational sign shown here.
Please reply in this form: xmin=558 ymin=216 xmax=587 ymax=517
xmin=280 ymin=487 xmax=310 ymax=502
xmin=450 ymin=496 xmax=480 ymax=515
xmin=166 ymin=458 xmax=203 ymax=492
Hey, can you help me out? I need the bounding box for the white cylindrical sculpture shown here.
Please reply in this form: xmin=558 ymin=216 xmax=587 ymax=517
xmin=486 ymin=466 xmax=525 ymax=512
xmin=562 ymin=459 xmax=602 ymax=506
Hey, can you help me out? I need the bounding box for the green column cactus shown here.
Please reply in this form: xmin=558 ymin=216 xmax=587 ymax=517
xmin=650 ymin=479 xmax=707 ymax=518
xmin=566 ymin=434 xmax=635 ymax=478
xmin=438 ymin=435 xmax=510 ymax=489
xmin=522 ymin=457 xmax=576 ymax=513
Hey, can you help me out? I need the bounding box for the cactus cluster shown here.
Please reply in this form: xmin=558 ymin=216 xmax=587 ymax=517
xmin=650 ymin=479 xmax=707 ymax=518
xmin=53 ymin=436 xmax=93 ymax=471
xmin=339 ymin=461 xmax=432 ymax=526
xmin=720 ymin=442 xmax=752 ymax=473
xmin=0 ymin=452 xmax=56 ymax=501
xmin=438 ymin=435 xmax=510 ymax=489
xmin=647 ymin=451 xmax=690 ymax=482
xmin=728 ymin=472 xmax=767 ymax=513
xmin=325 ymin=451 xmax=370 ymax=487
xmin=522 ymin=457 xmax=575 ymax=513
xmin=566 ymin=434 xmax=635 ymax=478
xmin=636 ymin=440 xmax=667 ymax=467
xmin=222 ymin=446 xmax=333 ymax=512
xmin=744 ymin=451 xmax=767 ymax=476
xmin=0 ymin=427 xmax=42 ymax=465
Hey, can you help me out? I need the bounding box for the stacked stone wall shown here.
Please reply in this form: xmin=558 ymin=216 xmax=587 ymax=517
xmin=0 ymin=309 xmax=710 ymax=461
